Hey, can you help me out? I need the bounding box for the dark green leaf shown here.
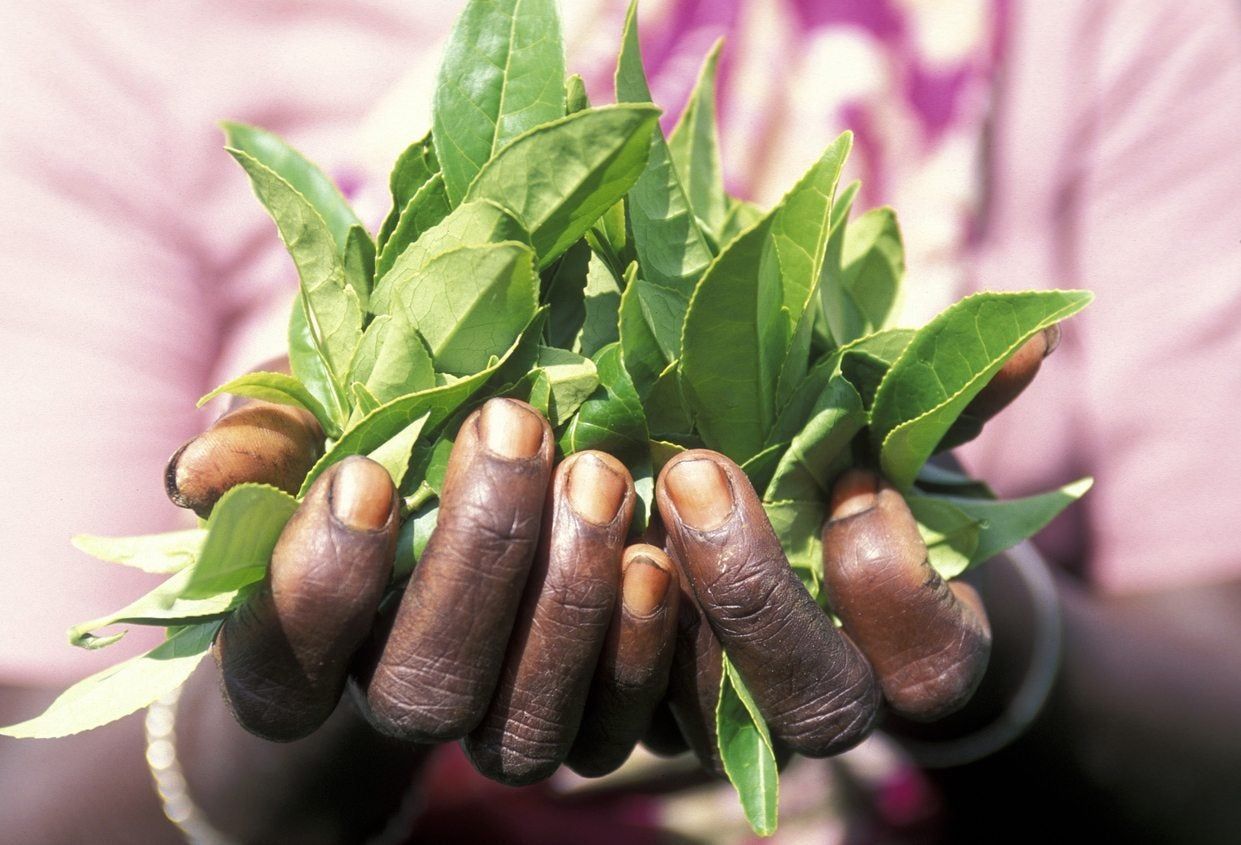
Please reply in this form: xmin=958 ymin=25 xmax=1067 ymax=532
xmin=342 ymin=224 xmax=376 ymax=312
xmin=375 ymin=173 xmax=453 ymax=280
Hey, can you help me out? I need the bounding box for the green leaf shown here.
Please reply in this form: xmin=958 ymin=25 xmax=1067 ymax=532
xmin=394 ymin=502 xmax=440 ymax=582
xmin=180 ymin=484 xmax=299 ymax=600
xmin=838 ymin=328 xmax=914 ymax=409
xmin=433 ymin=0 xmax=566 ymax=205
xmin=378 ymin=133 xmax=439 ymax=252
xmin=681 ymin=136 xmax=852 ymax=464
xmin=906 ymin=496 xmax=981 ymax=581
xmin=350 ymin=312 xmax=437 ymax=404
xmin=299 ymin=333 xmax=526 ymax=496
xmin=71 ymin=530 xmax=206 ymax=576
xmin=68 ymin=565 xmax=248 ymax=650
xmin=575 ymin=251 xmax=622 ymax=356
xmin=565 ymin=73 xmax=589 ymax=114
xmin=618 ymin=263 xmax=666 ymax=398
xmin=719 ymin=197 xmax=764 ymax=245
xmin=543 ymin=239 xmax=592 ymax=349
xmin=819 ymin=180 xmax=862 ymax=347
xmin=765 ymin=376 xmax=865 ymax=503
xmin=288 ymin=293 xmax=346 ymax=426
xmin=342 ymin=224 xmax=376 ymax=312
xmin=762 ymin=500 xmax=825 ymax=594
xmin=839 ymin=207 xmax=904 ymax=336
xmin=465 ymin=104 xmax=660 ymax=267
xmin=559 ymin=343 xmax=646 ymax=460
xmin=716 ymin=655 xmax=779 ymax=837
xmin=0 ymin=622 xmax=220 ymax=739
xmin=533 ymin=346 xmax=598 ymax=425
xmin=908 ymin=478 xmax=1094 ymax=578
xmin=197 ymin=371 xmax=336 ymax=438
xmin=667 ymin=38 xmax=727 ymax=241
xmin=616 ymin=3 xmax=713 ymax=308
xmin=222 ymin=122 xmax=362 ymax=251
xmin=375 ymin=173 xmax=453 ymax=280
xmin=393 ymin=241 xmax=539 ymax=376
xmin=229 ymin=149 xmax=362 ymax=384
xmin=871 ymin=290 xmax=1093 ymax=489
xmin=372 ymin=198 xmax=530 ymax=316
xmin=368 ymin=412 xmax=431 ymax=491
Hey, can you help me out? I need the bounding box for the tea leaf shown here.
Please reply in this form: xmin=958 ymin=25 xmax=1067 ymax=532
xmin=351 ymin=312 xmax=437 ymax=404
xmin=179 ymin=484 xmax=299 ymax=600
xmin=342 ymin=224 xmax=376 ymax=312
xmin=71 ymin=530 xmax=207 ymax=576
xmin=667 ymin=38 xmax=727 ymax=241
xmin=616 ymin=2 xmax=713 ymax=311
xmin=222 ymin=122 xmax=361 ymax=250
xmin=871 ymin=290 xmax=1093 ymax=489
xmin=839 ymin=207 xmax=904 ymax=338
xmin=378 ymin=133 xmax=438 ymax=251
xmin=0 ymin=622 xmax=220 ymax=739
xmin=375 ymin=173 xmax=453 ymax=280
xmin=368 ymin=412 xmax=431 ymax=491
xmin=465 ymin=105 xmax=660 ymax=267
xmin=229 ymin=149 xmax=362 ymax=384
xmin=433 ymin=0 xmax=566 ymax=204
xmin=393 ymin=241 xmax=538 ymax=376
xmin=716 ymin=656 xmax=778 ymax=837
xmin=197 ymin=371 xmax=336 ymax=438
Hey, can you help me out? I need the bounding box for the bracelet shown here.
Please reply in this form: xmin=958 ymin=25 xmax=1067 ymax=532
xmin=145 ymin=685 xmax=236 ymax=845
xmin=899 ymin=540 xmax=1064 ymax=768
xmin=145 ymin=685 xmax=423 ymax=845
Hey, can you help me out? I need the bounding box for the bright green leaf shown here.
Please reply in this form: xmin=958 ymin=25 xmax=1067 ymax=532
xmin=465 ymin=105 xmax=660 ymax=267
xmin=433 ymin=0 xmax=566 ymax=204
xmin=871 ymin=290 xmax=1093 ymax=489
xmin=378 ymin=133 xmax=438 ymax=252
xmin=197 ymin=371 xmax=336 ymax=438
xmin=716 ymin=656 xmax=779 ymax=837
xmin=668 ymin=39 xmax=727 ymax=241
xmin=71 ymin=530 xmax=206 ymax=576
xmin=368 ymin=412 xmax=431 ymax=491
xmin=179 ymin=484 xmax=298 ymax=600
xmin=0 ymin=622 xmax=220 ymax=739
xmin=375 ymin=173 xmax=453 ymax=280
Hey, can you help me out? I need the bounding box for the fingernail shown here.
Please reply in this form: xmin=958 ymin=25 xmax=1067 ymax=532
xmin=830 ymin=469 xmax=878 ymax=519
xmin=566 ymin=454 xmax=627 ymax=524
xmin=480 ymin=399 xmax=544 ymax=459
xmin=665 ymin=458 xmax=733 ymax=531
xmin=331 ymin=458 xmax=393 ymax=531
xmin=623 ymin=555 xmax=671 ymax=616
xmin=1041 ymin=323 xmax=1061 ymax=358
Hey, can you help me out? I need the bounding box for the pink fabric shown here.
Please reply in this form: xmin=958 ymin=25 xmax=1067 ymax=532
xmin=1 ymin=0 xmax=1238 ymax=692
xmin=959 ymin=0 xmax=1241 ymax=594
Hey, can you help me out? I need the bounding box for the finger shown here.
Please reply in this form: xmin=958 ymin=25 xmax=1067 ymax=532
xmin=566 ymin=544 xmax=680 ymax=778
xmin=166 ymin=402 xmax=323 ymax=518
xmin=822 ymin=470 xmax=992 ymax=721
xmin=664 ymin=581 xmax=726 ymax=775
xmin=658 ymin=451 xmax=880 ymax=758
xmin=937 ymin=325 xmax=1060 ymax=451
xmin=362 ymin=399 xmax=554 ymax=743
xmin=464 ymin=451 xmax=634 ymax=785
xmin=215 ymin=456 xmax=398 ymax=741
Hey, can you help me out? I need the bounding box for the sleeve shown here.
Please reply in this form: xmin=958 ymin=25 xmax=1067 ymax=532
xmin=961 ymin=0 xmax=1241 ymax=594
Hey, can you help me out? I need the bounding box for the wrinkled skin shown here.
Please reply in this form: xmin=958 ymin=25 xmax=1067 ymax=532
xmin=164 ymin=330 xmax=1053 ymax=784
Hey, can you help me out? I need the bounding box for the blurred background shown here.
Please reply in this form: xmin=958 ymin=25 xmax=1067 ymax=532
xmin=2 ymin=0 xmax=1239 ymax=842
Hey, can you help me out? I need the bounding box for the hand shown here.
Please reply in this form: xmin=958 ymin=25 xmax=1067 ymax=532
xmin=651 ymin=454 xmax=989 ymax=771
xmin=651 ymin=327 xmax=1058 ymax=771
xmin=167 ymin=397 xmax=682 ymax=787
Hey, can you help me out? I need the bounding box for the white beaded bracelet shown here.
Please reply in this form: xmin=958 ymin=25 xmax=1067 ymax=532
xmin=145 ymin=686 xmax=423 ymax=845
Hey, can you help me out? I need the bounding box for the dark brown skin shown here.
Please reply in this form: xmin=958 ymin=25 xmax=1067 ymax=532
xmin=166 ymin=403 xmax=323 ymax=518
xmin=823 ymin=469 xmax=991 ymax=721
xmin=568 ymin=544 xmax=681 ymax=777
xmin=464 ymin=452 xmax=635 ymax=783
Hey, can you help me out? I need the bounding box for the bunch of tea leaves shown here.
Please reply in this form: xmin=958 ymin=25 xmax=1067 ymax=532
xmin=2 ymin=0 xmax=1092 ymax=834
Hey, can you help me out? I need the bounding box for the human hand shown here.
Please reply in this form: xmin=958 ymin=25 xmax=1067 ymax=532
xmin=166 ymin=397 xmax=682 ymax=786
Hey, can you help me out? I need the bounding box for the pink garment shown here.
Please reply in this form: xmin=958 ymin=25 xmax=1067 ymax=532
xmin=0 ymin=0 xmax=1238 ymax=699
